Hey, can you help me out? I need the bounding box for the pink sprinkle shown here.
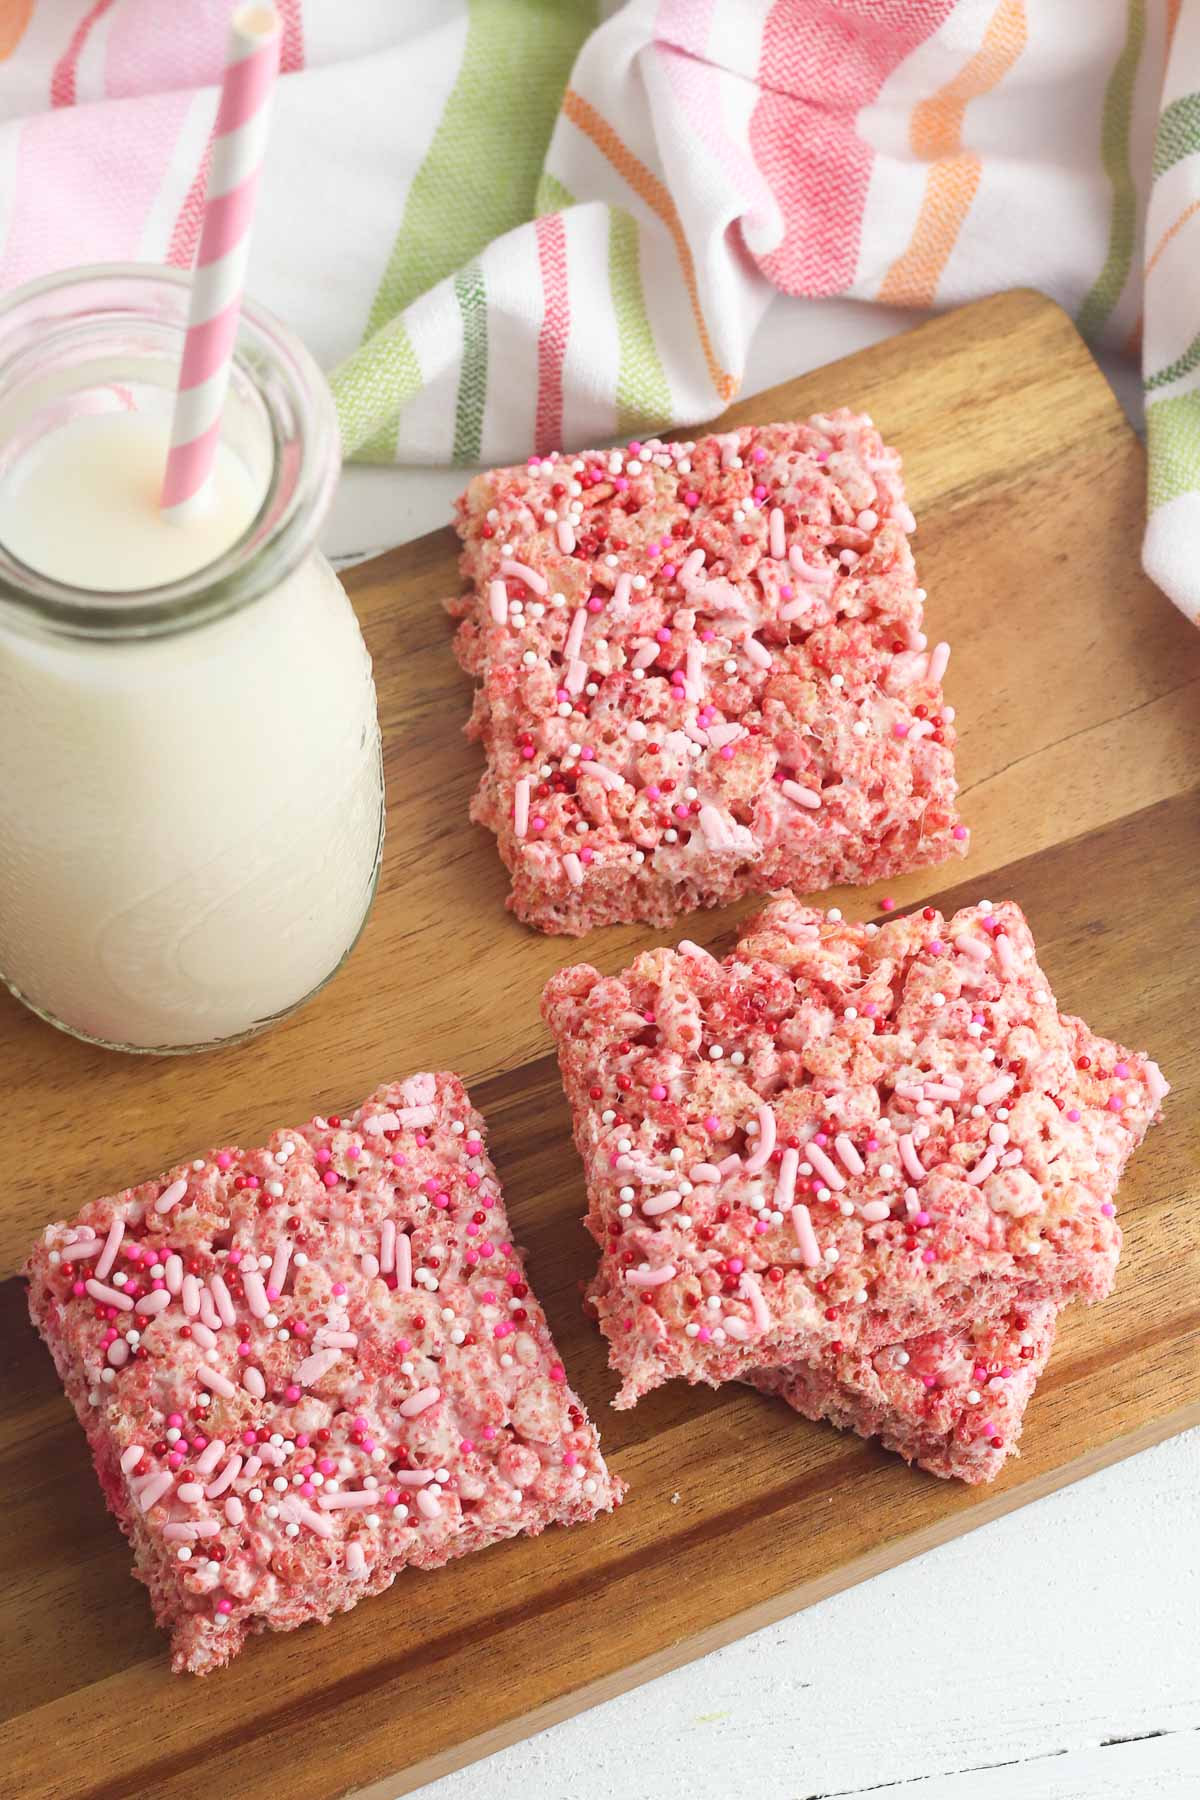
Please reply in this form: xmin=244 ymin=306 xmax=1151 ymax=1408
xmin=1107 ymin=1095 xmax=1124 ymax=1112
xmin=465 ymin=1171 xmax=480 ymax=1189
xmin=752 ymin=448 xmax=767 ymax=464
xmin=697 ymin=1327 xmax=712 ymax=1343
xmin=894 ymin=723 xmax=910 ymax=738
xmin=1101 ymin=1202 xmax=1116 ymax=1217
xmin=168 ymin=1413 xmax=183 ymax=1427
xmin=242 ymin=1429 xmax=257 ymax=1445
xmin=482 ymin=1426 xmax=497 ymax=1440
xmin=720 ymin=746 xmax=734 ymax=759
xmin=915 ymin=1210 xmax=931 ymax=1227
xmin=953 ymin=826 xmax=968 ymax=840
xmin=655 ymin=627 xmax=671 ymax=644
xmin=1067 ymin=1108 xmax=1081 ymax=1122
xmin=704 ymin=1114 xmax=720 ymax=1132
xmin=867 ymin=1137 xmax=879 ymax=1150
xmin=921 ymin=1249 xmax=936 ymax=1264
xmin=459 ymin=1441 xmax=475 ymax=1456
xmin=684 ymin=490 xmax=699 ymax=506
xmin=587 ymin=596 xmax=604 ymax=613
xmin=217 ymin=1600 xmax=233 ymax=1615
xmin=332 ymin=1283 xmax=346 ymax=1296
xmin=465 ymin=1249 xmax=480 ymax=1264
xmin=814 ymin=1132 xmax=828 ymax=1147
xmin=780 ymin=584 xmax=794 ymax=600
xmin=391 ymin=1152 xmax=407 ymax=1166
xmin=650 ymin=1084 xmax=667 ymax=1100
xmin=322 ymin=1170 xmax=338 ymax=1187
xmin=880 ymin=897 xmax=896 ymax=911
xmin=466 ymin=1139 xmax=483 ymax=1155
xmin=1114 ymin=1061 xmax=1129 ymax=1077
xmin=285 ymin=1384 xmax=301 ymax=1402
xmin=531 ymin=815 xmax=546 ymax=831
xmin=662 ymin=564 xmax=676 ymax=579
xmin=550 ymin=1364 xmax=566 ymax=1383
xmin=216 ymin=1152 xmax=232 ymax=1170
xmin=754 ymin=1219 xmax=770 ymax=1234
xmin=315 ymin=1148 xmax=331 ymax=1164
xmin=929 ymin=940 xmax=945 ymax=954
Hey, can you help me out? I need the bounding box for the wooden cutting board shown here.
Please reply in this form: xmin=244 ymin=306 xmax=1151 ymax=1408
xmin=2 ymin=290 xmax=1198 ymax=1800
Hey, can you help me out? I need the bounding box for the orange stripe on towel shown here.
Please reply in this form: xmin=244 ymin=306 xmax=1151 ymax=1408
xmin=878 ymin=0 xmax=1028 ymax=309
xmin=562 ymin=87 xmax=737 ymax=404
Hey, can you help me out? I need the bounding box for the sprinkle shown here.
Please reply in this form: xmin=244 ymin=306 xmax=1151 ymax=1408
xmin=834 ymin=1134 xmax=865 ymax=1177
xmin=780 ymin=779 xmax=821 ymax=810
xmin=564 ymin=852 xmax=584 ymax=887
xmin=134 ymin=1289 xmax=171 ymax=1318
xmin=790 ymin=1204 xmax=821 ymax=1268
xmin=487 ymin=579 xmax=508 ymax=624
xmin=60 ymin=1238 xmax=103 ymax=1262
xmin=898 ymin=1135 xmax=927 ymax=1184
xmin=94 ymin=1217 xmax=125 ymax=1279
xmin=993 ymin=932 xmax=1016 ymax=976
xmin=514 ymin=776 xmax=531 ymax=838
xmin=85 ymin=1278 xmax=133 ymax=1312
xmin=395 ymin=1232 xmax=413 ymax=1291
xmin=399 ymin=1386 xmax=441 ymax=1418
xmin=136 ymin=1472 xmax=174 ymax=1512
xmin=926 ymin=641 xmax=951 ymax=683
xmin=209 ymin=1274 xmax=237 ymax=1326
xmin=154 ymin=1177 xmax=188 ymax=1215
xmin=805 ymin=1141 xmax=845 ymax=1191
xmin=966 ymin=1147 xmax=1000 ymax=1186
xmin=774 ymin=1146 xmax=799 ymax=1210
xmin=977 ymin=1074 xmax=1014 ymax=1107
xmin=241 ymin=1268 xmax=270 ymax=1318
xmin=625 ymin=1263 xmax=676 ymax=1289
xmin=739 ymin=1272 xmax=770 ymax=1334
xmin=642 ymin=1190 xmax=682 ymax=1217
xmin=498 ymin=557 xmax=548 ymax=595
xmin=196 ymin=1365 xmax=237 ymax=1399
xmin=295 ymin=1347 xmax=341 ymax=1387
xmin=743 ymin=1105 xmax=777 ymax=1175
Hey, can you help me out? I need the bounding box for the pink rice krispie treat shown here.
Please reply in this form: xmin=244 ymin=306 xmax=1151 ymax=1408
xmin=748 ymin=1299 xmax=1058 ymax=1485
xmin=449 ymin=416 xmax=967 ymax=935
xmin=25 ymin=1075 xmax=623 ymax=1674
xmin=543 ymin=897 xmax=1167 ymax=1409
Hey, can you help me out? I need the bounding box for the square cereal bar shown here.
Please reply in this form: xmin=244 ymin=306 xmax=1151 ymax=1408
xmin=748 ymin=1298 xmax=1058 ymax=1485
xmin=543 ymin=896 xmax=1167 ymax=1408
xmin=449 ymin=415 xmax=966 ymax=936
xmin=25 ymin=1074 xmax=623 ymax=1674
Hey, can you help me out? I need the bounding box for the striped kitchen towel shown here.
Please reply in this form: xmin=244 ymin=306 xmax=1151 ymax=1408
xmin=0 ymin=1 xmax=1197 ymax=621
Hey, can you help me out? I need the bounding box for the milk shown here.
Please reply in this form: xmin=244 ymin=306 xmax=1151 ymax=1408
xmin=0 ymin=411 xmax=383 ymax=1050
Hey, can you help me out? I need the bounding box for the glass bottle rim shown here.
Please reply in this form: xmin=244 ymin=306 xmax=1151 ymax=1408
xmin=0 ymin=262 xmax=339 ymax=641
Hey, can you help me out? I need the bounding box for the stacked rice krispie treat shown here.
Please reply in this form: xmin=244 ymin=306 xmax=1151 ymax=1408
xmin=449 ymin=415 xmax=966 ymax=935
xmin=543 ymin=897 xmax=1168 ymax=1482
xmin=26 ymin=1075 xmax=623 ymax=1672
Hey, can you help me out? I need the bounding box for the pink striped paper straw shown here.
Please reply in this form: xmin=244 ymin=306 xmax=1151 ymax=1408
xmin=161 ymin=3 xmax=282 ymax=518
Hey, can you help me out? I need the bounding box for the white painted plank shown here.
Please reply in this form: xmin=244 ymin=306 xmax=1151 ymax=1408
xmin=403 ymin=1430 xmax=1200 ymax=1800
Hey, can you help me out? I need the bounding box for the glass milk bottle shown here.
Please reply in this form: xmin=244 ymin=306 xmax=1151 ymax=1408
xmin=0 ymin=267 xmax=384 ymax=1052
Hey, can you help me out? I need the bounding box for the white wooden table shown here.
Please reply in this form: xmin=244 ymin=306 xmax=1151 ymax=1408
xmin=323 ymin=294 xmax=1200 ymax=1800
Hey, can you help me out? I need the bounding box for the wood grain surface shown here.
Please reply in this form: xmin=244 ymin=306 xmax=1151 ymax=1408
xmin=1 ymin=290 xmax=1197 ymax=1800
